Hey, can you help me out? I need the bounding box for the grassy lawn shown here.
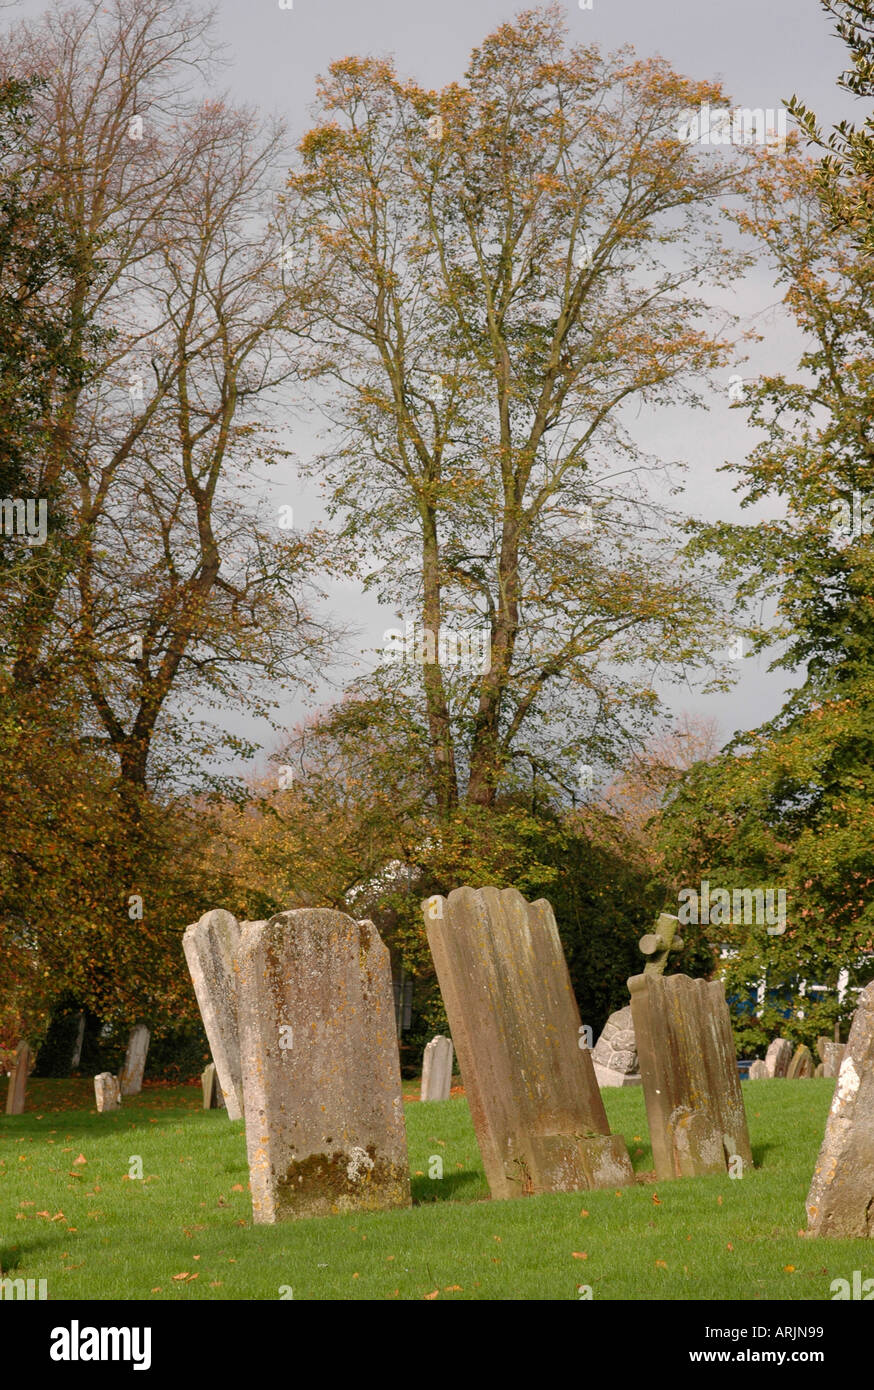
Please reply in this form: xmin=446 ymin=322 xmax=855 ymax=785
xmin=1 ymin=1076 xmax=870 ymax=1301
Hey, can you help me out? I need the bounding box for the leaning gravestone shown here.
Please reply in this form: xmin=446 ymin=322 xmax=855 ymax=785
xmin=4 ymin=1042 xmax=32 ymax=1115
xmin=183 ymin=909 xmax=244 ymax=1119
xmin=806 ymin=981 xmax=874 ymax=1238
xmin=765 ymin=1038 xmax=793 ymax=1078
xmin=237 ymin=910 xmax=410 ymax=1223
xmin=424 ymin=886 xmax=633 ymax=1198
xmin=591 ymin=1006 xmax=641 ymax=1087
xmin=118 ymin=1025 xmax=150 ymax=1096
xmin=630 ymin=913 xmax=753 ymax=1182
xmin=748 ymin=1060 xmax=768 ymax=1080
xmin=201 ymin=1062 xmax=224 ymax=1109
xmin=787 ymin=1044 xmax=814 ymax=1079
xmin=94 ymin=1073 xmax=121 ymax=1112
xmin=420 ymin=1036 xmax=454 ymax=1102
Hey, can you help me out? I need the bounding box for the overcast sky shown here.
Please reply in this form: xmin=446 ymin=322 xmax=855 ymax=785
xmin=13 ymin=0 xmax=862 ymax=782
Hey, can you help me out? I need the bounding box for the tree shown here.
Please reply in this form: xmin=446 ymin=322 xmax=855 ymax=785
xmin=285 ymin=4 xmax=752 ymax=816
xmin=661 ymin=0 xmax=874 ymax=1047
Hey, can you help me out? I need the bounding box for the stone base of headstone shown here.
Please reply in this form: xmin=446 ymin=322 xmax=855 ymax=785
xmin=630 ymin=971 xmax=753 ymax=1181
xmin=4 ymin=1042 xmax=32 ymax=1115
xmin=591 ymin=1006 xmax=641 ymax=1087
xmin=765 ymin=1037 xmax=793 ymax=1077
xmin=806 ymin=980 xmax=874 ymax=1238
xmin=748 ymin=1060 xmax=768 ymax=1080
xmin=420 ymin=1036 xmax=453 ymax=1102
xmin=119 ymin=1024 xmax=150 ymax=1096
xmin=94 ymin=1073 xmax=121 ymax=1112
xmin=425 ymin=886 xmax=634 ymax=1198
xmin=237 ymin=910 xmax=411 ymax=1222
xmin=787 ymin=1044 xmax=814 ymax=1078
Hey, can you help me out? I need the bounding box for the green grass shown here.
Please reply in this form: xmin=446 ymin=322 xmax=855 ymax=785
xmin=1 ymin=1077 xmax=870 ymax=1300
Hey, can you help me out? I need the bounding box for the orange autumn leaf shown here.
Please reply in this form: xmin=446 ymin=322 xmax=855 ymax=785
xmin=572 ymin=1252 xmax=588 ymax=1260
xmin=423 ymin=1290 xmax=439 ymax=1300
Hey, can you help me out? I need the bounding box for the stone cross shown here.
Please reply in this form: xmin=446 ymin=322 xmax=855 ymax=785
xmin=4 ymin=1042 xmax=32 ymax=1115
xmin=639 ymin=912 xmax=684 ymax=977
xmin=424 ymin=885 xmax=633 ymax=1198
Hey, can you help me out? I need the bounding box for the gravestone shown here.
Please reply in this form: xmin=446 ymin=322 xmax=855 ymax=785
xmin=787 ymin=1044 xmax=814 ymax=1079
xmin=424 ymin=885 xmax=633 ymax=1198
xmin=765 ymin=1038 xmax=793 ymax=1078
xmin=817 ymin=1038 xmax=847 ymax=1079
xmin=118 ymin=1025 xmax=150 ymax=1096
xmin=806 ymin=980 xmax=874 ymax=1238
xmin=94 ymin=1073 xmax=121 ymax=1112
xmin=420 ymin=1036 xmax=454 ymax=1102
xmin=591 ymin=1006 xmax=641 ymax=1087
xmin=4 ymin=1042 xmax=32 ymax=1115
xmin=183 ymin=908 xmax=244 ymax=1119
xmin=814 ymin=1063 xmax=824 ymax=1078
xmin=70 ymin=1014 xmax=86 ymax=1070
xmin=630 ymin=915 xmax=752 ymax=1181
xmin=236 ymin=909 xmax=410 ymax=1223
xmin=748 ymin=1060 xmax=768 ymax=1080
xmin=201 ymin=1062 xmax=224 ymax=1109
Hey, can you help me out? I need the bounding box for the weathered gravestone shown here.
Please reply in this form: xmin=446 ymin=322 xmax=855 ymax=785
xmin=201 ymin=1062 xmax=224 ymax=1109
xmin=765 ymin=1038 xmax=793 ymax=1078
xmin=748 ymin=1060 xmax=768 ymax=1080
xmin=237 ymin=910 xmax=410 ymax=1223
xmin=630 ymin=913 xmax=753 ymax=1181
xmin=420 ymin=1036 xmax=454 ymax=1102
xmin=806 ymin=981 xmax=874 ymax=1238
xmin=118 ymin=1025 xmax=150 ymax=1096
xmin=5 ymin=1042 xmax=32 ymax=1115
xmin=94 ymin=1073 xmax=121 ymax=1112
xmin=424 ymin=886 xmax=633 ymax=1198
xmin=787 ymin=1044 xmax=814 ymax=1079
xmin=814 ymin=1063 xmax=824 ymax=1078
xmin=817 ymin=1037 xmax=847 ymax=1079
xmin=183 ymin=909 xmax=244 ymax=1119
xmin=591 ymin=1006 xmax=641 ymax=1087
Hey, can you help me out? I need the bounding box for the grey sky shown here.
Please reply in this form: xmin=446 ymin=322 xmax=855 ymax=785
xmin=12 ymin=0 xmax=860 ymax=781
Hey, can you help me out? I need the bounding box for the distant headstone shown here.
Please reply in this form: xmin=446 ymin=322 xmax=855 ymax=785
xmin=183 ymin=909 xmax=244 ymax=1119
xmin=748 ymin=1060 xmax=768 ymax=1080
xmin=4 ymin=1042 xmax=32 ymax=1115
xmin=814 ymin=1063 xmax=824 ymax=1078
xmin=630 ymin=945 xmax=753 ymax=1181
xmin=591 ymin=1006 xmax=641 ymax=1087
xmin=94 ymin=1073 xmax=121 ymax=1112
xmin=201 ymin=1062 xmax=224 ymax=1109
xmin=118 ymin=1024 xmax=150 ymax=1096
xmin=765 ymin=1038 xmax=793 ymax=1078
xmin=424 ymin=886 xmax=633 ymax=1198
xmin=420 ymin=1036 xmax=453 ymax=1102
xmin=787 ymin=1044 xmax=814 ymax=1079
xmin=806 ymin=980 xmax=874 ymax=1238
xmin=818 ymin=1040 xmax=846 ymax=1079
xmin=237 ymin=910 xmax=411 ymax=1223
xmin=70 ymin=1013 xmax=86 ymax=1070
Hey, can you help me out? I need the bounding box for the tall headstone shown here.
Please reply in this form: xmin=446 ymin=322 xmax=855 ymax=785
xmin=183 ymin=909 xmax=244 ymax=1120
xmin=424 ymin=886 xmax=633 ymax=1198
xmin=201 ymin=1062 xmax=224 ymax=1109
xmin=748 ymin=1060 xmax=768 ymax=1080
xmin=4 ymin=1042 xmax=31 ymax=1115
xmin=94 ymin=1073 xmax=121 ymax=1112
xmin=420 ymin=1035 xmax=454 ymax=1102
xmin=765 ymin=1038 xmax=793 ymax=1078
xmin=787 ymin=1044 xmax=814 ymax=1079
xmin=591 ymin=1006 xmax=641 ymax=1087
xmin=237 ymin=910 xmax=410 ymax=1223
xmin=630 ymin=915 xmax=753 ymax=1181
xmin=806 ymin=981 xmax=874 ymax=1238
xmin=118 ymin=1024 xmax=150 ymax=1096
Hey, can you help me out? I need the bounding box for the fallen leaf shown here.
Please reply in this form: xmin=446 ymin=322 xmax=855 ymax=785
xmin=652 ymin=1193 xmax=662 ymax=1205
xmin=655 ymin=1260 xmax=667 ymax=1269
xmin=717 ymin=1195 xmax=723 ymax=1206
xmin=73 ymin=1154 xmax=86 ymax=1165
xmin=444 ymin=1284 xmax=462 ymax=1292
xmin=172 ymin=1272 xmax=190 ymax=1281
xmin=230 ymin=1183 xmax=244 ymax=1192
xmin=150 ymin=1287 xmax=162 ymax=1293
xmin=572 ymin=1252 xmax=588 ymax=1260
xmin=579 ymin=1209 xmax=589 ymax=1218
xmin=423 ymin=1290 xmax=439 ymax=1300
xmin=784 ymin=1265 xmax=795 ymax=1273
xmin=726 ymin=1243 xmax=734 ymax=1251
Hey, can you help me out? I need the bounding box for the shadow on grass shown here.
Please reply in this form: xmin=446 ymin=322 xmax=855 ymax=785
xmin=410 ymin=1171 xmax=485 ymax=1204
